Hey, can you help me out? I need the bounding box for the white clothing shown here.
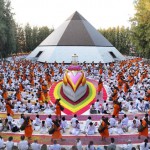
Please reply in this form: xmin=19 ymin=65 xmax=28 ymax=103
xmin=71 ymin=117 xmax=78 ymax=127
xmin=49 ymin=144 xmax=61 ymax=150
xmin=0 ymin=138 xmax=5 ymax=149
xmin=140 ymin=142 xmax=149 ymax=150
xmin=76 ymin=140 xmax=83 ymax=150
xmin=31 ymin=142 xmax=41 ymax=150
xmin=45 ymin=117 xmax=53 ymax=128
xmin=6 ymin=141 xmax=14 ymax=150
xmin=18 ymin=140 xmax=29 ymax=150
xmin=71 ymin=123 xmax=80 ymax=136
xmin=109 ymin=118 xmax=116 ymax=127
xmin=86 ymin=124 xmax=95 ymax=135
xmin=86 ymin=145 xmax=96 ymax=150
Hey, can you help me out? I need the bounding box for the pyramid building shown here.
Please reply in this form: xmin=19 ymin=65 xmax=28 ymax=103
xmin=27 ymin=11 xmax=125 ymax=63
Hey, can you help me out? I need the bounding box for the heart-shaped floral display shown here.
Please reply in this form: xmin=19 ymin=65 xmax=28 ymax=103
xmin=49 ymin=79 xmax=107 ymax=115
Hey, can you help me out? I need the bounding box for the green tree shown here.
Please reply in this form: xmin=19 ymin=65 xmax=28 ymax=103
xmin=0 ymin=0 xmax=16 ymax=58
xmin=130 ymin=0 xmax=150 ymax=58
xmin=16 ymin=24 xmax=26 ymax=53
xmin=99 ymin=26 xmax=131 ymax=55
xmin=25 ymin=23 xmax=32 ymax=52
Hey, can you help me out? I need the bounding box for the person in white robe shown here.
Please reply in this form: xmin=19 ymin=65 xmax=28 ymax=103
xmin=31 ymin=140 xmax=41 ymax=150
xmin=109 ymin=115 xmax=116 ymax=127
xmin=86 ymin=141 xmax=96 ymax=150
xmin=86 ymin=122 xmax=96 ymax=135
xmin=33 ymin=114 xmax=41 ymax=131
xmin=83 ymin=116 xmax=92 ymax=132
xmin=140 ymin=139 xmax=149 ymax=150
xmin=26 ymin=100 xmax=33 ymax=113
xmin=43 ymin=101 xmax=53 ymax=114
xmin=76 ymin=138 xmax=83 ymax=150
xmin=71 ymin=114 xmax=78 ymax=128
xmin=121 ymin=114 xmax=129 ymax=132
xmin=18 ymin=135 xmax=29 ymax=150
xmin=45 ymin=115 xmax=53 ymax=129
xmin=128 ymin=120 xmax=138 ymax=133
xmin=70 ymin=120 xmax=81 ymax=136
xmin=60 ymin=116 xmax=69 ymax=133
xmin=7 ymin=113 xmax=13 ymax=122
xmin=40 ymin=121 xmax=48 ymax=134
xmin=31 ymin=103 xmax=40 ymax=113
xmin=0 ymin=136 xmax=5 ymax=149
xmin=17 ymin=114 xmax=25 ymax=127
xmin=49 ymin=140 xmax=61 ymax=150
xmin=114 ymin=119 xmax=124 ymax=135
xmin=6 ymin=136 xmax=14 ymax=150
xmin=19 ymin=102 xmax=26 ymax=113
xmin=128 ymin=102 xmax=138 ymax=113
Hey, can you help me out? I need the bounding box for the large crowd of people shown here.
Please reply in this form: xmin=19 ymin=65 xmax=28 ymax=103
xmin=0 ymin=56 xmax=150 ymax=149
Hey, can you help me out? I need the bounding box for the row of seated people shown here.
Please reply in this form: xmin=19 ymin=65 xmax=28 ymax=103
xmin=0 ymin=113 xmax=150 ymax=136
xmin=0 ymin=135 xmax=149 ymax=150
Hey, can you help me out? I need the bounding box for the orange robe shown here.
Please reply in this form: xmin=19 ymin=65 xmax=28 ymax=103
xmin=139 ymin=120 xmax=148 ymax=137
xmin=100 ymin=121 xmax=109 ymax=138
xmin=98 ymin=82 xmax=103 ymax=93
xmin=16 ymin=92 xmax=21 ymax=101
xmin=6 ymin=103 xmax=14 ymax=116
xmin=113 ymin=104 xmax=120 ymax=117
xmin=25 ymin=120 xmax=33 ymax=138
xmin=55 ymin=104 xmax=61 ymax=117
xmin=52 ymin=125 xmax=62 ymax=140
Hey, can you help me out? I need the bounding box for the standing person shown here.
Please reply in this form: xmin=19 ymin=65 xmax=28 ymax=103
xmin=99 ymin=117 xmax=110 ymax=141
xmin=55 ymin=99 xmax=62 ymax=119
xmin=51 ymin=119 xmax=65 ymax=142
xmin=6 ymin=136 xmax=14 ymax=150
xmin=97 ymin=78 xmax=103 ymax=95
xmin=6 ymin=100 xmax=14 ymax=116
xmin=112 ymin=101 xmax=120 ymax=118
xmin=24 ymin=116 xmax=33 ymax=140
xmin=138 ymin=118 xmax=149 ymax=139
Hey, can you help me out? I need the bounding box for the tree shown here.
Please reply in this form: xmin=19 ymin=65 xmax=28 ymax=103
xmin=130 ymin=0 xmax=150 ymax=58
xmin=15 ymin=24 xmax=26 ymax=53
xmin=0 ymin=0 xmax=16 ymax=58
xmin=24 ymin=23 xmax=32 ymax=52
xmin=99 ymin=26 xmax=131 ymax=55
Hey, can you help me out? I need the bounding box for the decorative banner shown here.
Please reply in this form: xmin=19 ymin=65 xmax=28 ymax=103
xmin=49 ymin=79 xmax=107 ymax=115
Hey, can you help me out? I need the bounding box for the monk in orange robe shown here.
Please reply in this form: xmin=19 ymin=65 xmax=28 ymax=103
xmin=19 ymin=83 xmax=24 ymax=92
xmin=112 ymin=102 xmax=120 ymax=118
xmin=55 ymin=99 xmax=62 ymax=118
xmin=138 ymin=119 xmax=149 ymax=139
xmin=2 ymin=90 xmax=8 ymax=100
xmin=6 ymin=101 xmax=14 ymax=116
xmin=97 ymin=79 xmax=103 ymax=95
xmin=16 ymin=90 xmax=21 ymax=101
xmin=51 ymin=119 xmax=64 ymax=142
xmin=24 ymin=116 xmax=33 ymax=139
xmin=100 ymin=117 xmax=110 ymax=141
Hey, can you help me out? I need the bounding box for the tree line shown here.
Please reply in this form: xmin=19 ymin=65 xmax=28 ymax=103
xmin=0 ymin=0 xmax=150 ymax=58
xmin=0 ymin=0 xmax=53 ymax=58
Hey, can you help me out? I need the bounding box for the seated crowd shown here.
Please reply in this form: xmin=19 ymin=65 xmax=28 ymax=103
xmin=0 ymin=56 xmax=149 ymax=149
